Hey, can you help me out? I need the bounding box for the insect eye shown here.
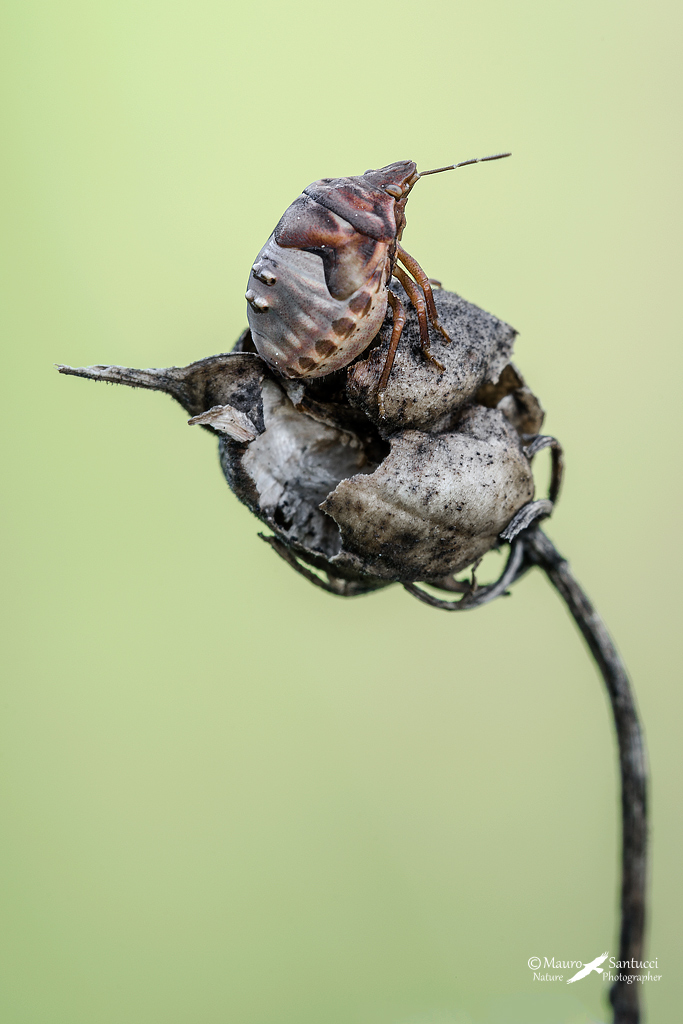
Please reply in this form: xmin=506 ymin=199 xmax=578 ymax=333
xmin=384 ymin=184 xmax=403 ymax=198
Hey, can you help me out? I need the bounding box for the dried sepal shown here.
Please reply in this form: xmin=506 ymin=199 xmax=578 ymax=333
xmin=58 ymin=353 xmax=266 ymax=425
xmin=188 ymin=405 xmax=258 ymax=442
xmin=321 ymin=406 xmax=535 ymax=581
xmin=261 ymin=535 xmax=392 ymax=596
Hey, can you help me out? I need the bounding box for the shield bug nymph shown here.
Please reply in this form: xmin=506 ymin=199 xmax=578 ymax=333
xmin=245 ymin=152 xmax=511 ymax=413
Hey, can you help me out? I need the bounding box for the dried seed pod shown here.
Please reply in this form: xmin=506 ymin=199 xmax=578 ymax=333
xmin=58 ymin=286 xmax=558 ymax=595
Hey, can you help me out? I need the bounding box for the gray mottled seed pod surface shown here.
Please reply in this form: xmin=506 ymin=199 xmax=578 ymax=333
xmin=322 ymin=407 xmax=534 ymax=581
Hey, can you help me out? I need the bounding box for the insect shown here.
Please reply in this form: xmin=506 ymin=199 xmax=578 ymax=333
xmin=245 ymin=152 xmax=511 ymax=413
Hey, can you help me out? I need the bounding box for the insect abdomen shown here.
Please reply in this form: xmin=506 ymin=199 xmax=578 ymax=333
xmin=246 ymin=233 xmax=389 ymax=378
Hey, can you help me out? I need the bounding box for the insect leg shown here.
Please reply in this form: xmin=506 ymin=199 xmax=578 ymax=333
xmin=377 ymin=290 xmax=407 ymax=417
xmin=396 ymin=244 xmax=451 ymax=343
xmin=393 ymin=265 xmax=444 ymax=372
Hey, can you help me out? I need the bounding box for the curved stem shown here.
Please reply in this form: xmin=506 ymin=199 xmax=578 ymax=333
xmin=524 ymin=528 xmax=648 ymax=1024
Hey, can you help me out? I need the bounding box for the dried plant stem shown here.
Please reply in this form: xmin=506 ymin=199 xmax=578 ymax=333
xmin=525 ymin=528 xmax=647 ymax=1024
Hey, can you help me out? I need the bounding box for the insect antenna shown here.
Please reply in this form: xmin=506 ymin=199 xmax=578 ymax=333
xmin=418 ymin=152 xmax=512 ymax=177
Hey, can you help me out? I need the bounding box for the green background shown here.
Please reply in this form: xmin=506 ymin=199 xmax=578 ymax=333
xmin=2 ymin=1 xmax=681 ymax=1021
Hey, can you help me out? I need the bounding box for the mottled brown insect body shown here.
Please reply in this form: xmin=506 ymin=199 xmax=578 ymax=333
xmin=245 ymin=154 xmax=510 ymax=404
xmin=246 ymin=161 xmax=416 ymax=379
